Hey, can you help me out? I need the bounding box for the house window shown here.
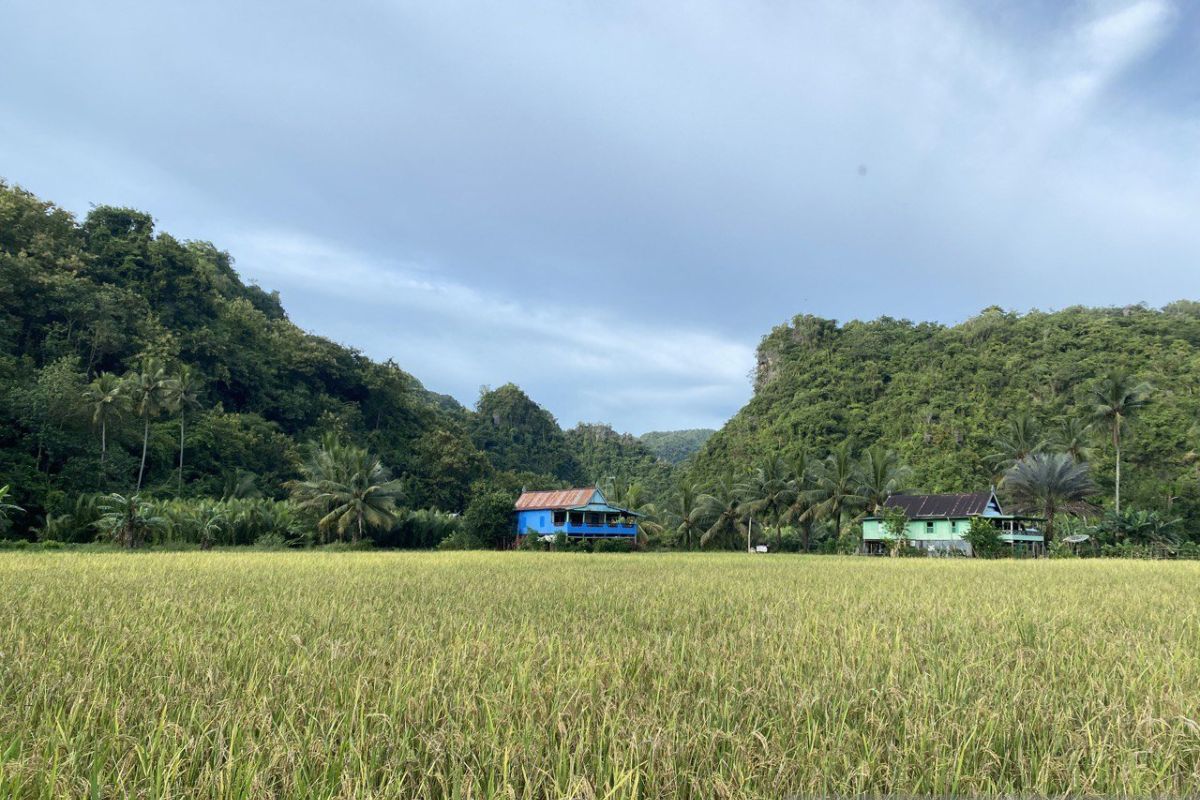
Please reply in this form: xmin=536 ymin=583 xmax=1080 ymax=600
xmin=925 ymin=521 xmax=935 ymax=535
xmin=553 ymin=511 xmax=566 ymax=526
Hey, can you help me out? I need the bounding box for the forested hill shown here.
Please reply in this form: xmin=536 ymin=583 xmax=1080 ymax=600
xmin=0 ymin=182 xmax=674 ymax=533
xmin=639 ymin=429 xmax=715 ymax=464
xmin=688 ymin=307 xmax=1200 ymax=522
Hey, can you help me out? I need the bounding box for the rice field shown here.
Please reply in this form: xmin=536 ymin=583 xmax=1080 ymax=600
xmin=1 ymin=552 xmax=1199 ymax=799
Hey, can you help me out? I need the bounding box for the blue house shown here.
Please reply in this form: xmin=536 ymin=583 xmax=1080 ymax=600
xmin=514 ymin=487 xmax=640 ymax=540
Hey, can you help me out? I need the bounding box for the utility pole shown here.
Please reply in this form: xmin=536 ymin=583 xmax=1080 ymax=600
xmin=747 ymin=515 xmax=753 ymax=553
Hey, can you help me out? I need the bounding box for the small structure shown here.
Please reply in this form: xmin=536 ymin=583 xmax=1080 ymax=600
xmin=514 ymin=487 xmax=639 ymax=541
xmin=861 ymin=490 xmax=1044 ymax=556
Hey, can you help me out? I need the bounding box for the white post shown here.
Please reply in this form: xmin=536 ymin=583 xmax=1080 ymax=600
xmin=747 ymin=515 xmax=753 ymax=553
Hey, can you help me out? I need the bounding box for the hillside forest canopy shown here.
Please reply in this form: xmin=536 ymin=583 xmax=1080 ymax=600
xmin=2 ymin=179 xmax=1199 ymax=555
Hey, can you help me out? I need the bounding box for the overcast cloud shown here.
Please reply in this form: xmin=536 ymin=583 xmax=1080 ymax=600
xmin=2 ymin=0 xmax=1198 ymax=432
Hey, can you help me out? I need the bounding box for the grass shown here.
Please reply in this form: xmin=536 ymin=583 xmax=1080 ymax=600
xmin=1 ymin=552 xmax=1199 ymax=798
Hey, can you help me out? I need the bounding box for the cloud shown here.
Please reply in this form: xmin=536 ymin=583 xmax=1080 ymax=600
xmin=1 ymin=0 xmax=1196 ymax=431
xmin=230 ymin=230 xmax=755 ymax=432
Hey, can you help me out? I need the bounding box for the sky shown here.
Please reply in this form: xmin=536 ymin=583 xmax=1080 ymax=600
xmin=2 ymin=0 xmax=1198 ymax=434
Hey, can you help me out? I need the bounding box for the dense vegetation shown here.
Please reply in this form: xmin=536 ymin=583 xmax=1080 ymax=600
xmin=685 ymin=309 xmax=1200 ymax=539
xmin=5 ymin=552 xmax=1200 ymax=797
xmin=638 ymin=428 xmax=714 ymax=464
xmin=0 ymin=182 xmax=678 ymax=545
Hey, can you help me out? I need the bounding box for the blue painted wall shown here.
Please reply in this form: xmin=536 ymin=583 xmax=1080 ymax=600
xmin=515 ymin=508 xmax=636 ymax=538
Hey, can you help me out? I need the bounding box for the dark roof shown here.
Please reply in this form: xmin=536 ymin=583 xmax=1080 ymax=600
xmin=882 ymin=492 xmax=999 ymax=519
xmin=515 ymin=488 xmax=597 ymax=511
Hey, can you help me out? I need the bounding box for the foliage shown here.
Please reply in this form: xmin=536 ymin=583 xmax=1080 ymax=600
xmin=880 ymin=506 xmax=910 ymax=557
xmin=94 ymin=493 xmax=163 ymax=548
xmin=961 ymin=515 xmax=1005 ymax=559
xmin=638 ymin=428 xmax=715 ymax=464
xmin=470 ymin=384 xmax=584 ymax=483
xmin=460 ymin=490 xmax=517 ymax=549
xmin=288 ymin=435 xmax=403 ymax=544
xmin=1003 ymin=453 xmax=1096 ymax=543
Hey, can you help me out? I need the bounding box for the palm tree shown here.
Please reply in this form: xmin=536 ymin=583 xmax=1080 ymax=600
xmin=125 ymin=359 xmax=170 ymax=491
xmin=164 ymin=365 xmax=201 ymax=494
xmin=701 ymin=473 xmax=746 ymax=550
xmin=1090 ymin=370 xmax=1151 ymax=513
xmin=0 ymin=485 xmax=23 ymax=528
xmin=81 ymin=372 xmax=128 ymax=487
xmin=289 ymin=436 xmax=404 ymax=544
xmin=986 ymin=413 xmax=1046 ymax=474
xmin=95 ymin=493 xmax=163 ymax=549
xmin=784 ymin=451 xmax=816 ymax=551
xmin=742 ymin=454 xmax=795 ymax=550
xmin=1051 ymin=416 xmax=1094 ymax=463
xmin=1003 ymin=453 xmax=1095 ymax=544
xmin=617 ymin=480 xmax=661 ymax=548
xmin=664 ymin=481 xmax=708 ymax=550
xmin=803 ymin=444 xmax=866 ymax=542
xmin=857 ymin=444 xmax=909 ymax=515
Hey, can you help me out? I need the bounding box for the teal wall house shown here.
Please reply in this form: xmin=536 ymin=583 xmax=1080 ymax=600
xmin=514 ymin=487 xmax=640 ymax=540
xmin=861 ymin=491 xmax=1044 ymax=556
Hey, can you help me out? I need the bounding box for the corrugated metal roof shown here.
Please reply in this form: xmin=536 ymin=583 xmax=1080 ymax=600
xmin=514 ymin=488 xmax=597 ymax=511
xmin=883 ymin=492 xmax=999 ymax=518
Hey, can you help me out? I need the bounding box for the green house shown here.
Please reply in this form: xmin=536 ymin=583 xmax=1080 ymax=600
xmin=861 ymin=491 xmax=1044 ymax=556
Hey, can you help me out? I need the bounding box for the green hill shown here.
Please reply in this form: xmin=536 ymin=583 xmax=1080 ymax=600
xmin=688 ymin=307 xmax=1200 ymax=526
xmin=639 ymin=428 xmax=715 ymax=464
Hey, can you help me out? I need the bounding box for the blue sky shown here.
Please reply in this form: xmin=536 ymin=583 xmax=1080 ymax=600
xmin=2 ymin=1 xmax=1198 ymax=433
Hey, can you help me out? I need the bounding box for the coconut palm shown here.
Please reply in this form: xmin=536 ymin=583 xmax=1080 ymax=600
xmin=742 ymin=454 xmax=795 ymax=550
xmin=125 ymin=359 xmax=170 ymax=491
xmin=986 ymin=413 xmax=1046 ymax=474
xmin=1090 ymin=370 xmax=1151 ymax=513
xmin=802 ymin=444 xmax=867 ymax=541
xmin=164 ymin=365 xmax=201 ymax=494
xmin=81 ymin=372 xmax=128 ymax=487
xmin=784 ymin=451 xmax=816 ymax=551
xmin=701 ymin=473 xmax=746 ymax=550
xmin=663 ymin=481 xmax=709 ymax=550
xmin=1003 ymin=453 xmax=1095 ymax=544
xmin=1051 ymin=416 xmax=1094 ymax=463
xmin=289 ymin=436 xmax=404 ymax=544
xmin=617 ymin=480 xmax=661 ymax=548
xmin=857 ymin=444 xmax=909 ymax=515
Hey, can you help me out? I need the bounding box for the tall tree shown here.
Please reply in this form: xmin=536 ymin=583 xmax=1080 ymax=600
xmin=1003 ymin=453 xmax=1095 ymax=544
xmin=701 ymin=472 xmax=746 ymax=550
xmin=289 ymin=435 xmax=404 ymax=544
xmin=1090 ymin=370 xmax=1151 ymax=513
xmin=785 ymin=451 xmax=816 ymax=552
xmin=164 ymin=365 xmax=202 ymax=493
xmin=664 ymin=481 xmax=708 ymax=550
xmin=81 ymin=372 xmax=128 ymax=487
xmin=126 ymin=359 xmax=170 ymax=491
xmin=803 ymin=444 xmax=866 ymax=542
xmin=742 ymin=454 xmax=795 ymax=550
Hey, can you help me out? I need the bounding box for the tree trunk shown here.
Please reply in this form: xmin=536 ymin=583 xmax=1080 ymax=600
xmin=801 ymin=521 xmax=811 ymax=553
xmin=1114 ymin=420 xmax=1122 ymax=514
xmin=137 ymin=415 xmax=149 ymax=491
xmin=355 ymin=511 xmax=363 ymax=545
xmin=99 ymin=419 xmax=107 ymax=489
xmin=178 ymin=413 xmax=185 ymax=495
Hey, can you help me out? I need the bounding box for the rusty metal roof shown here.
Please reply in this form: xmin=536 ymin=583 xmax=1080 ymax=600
xmin=882 ymin=492 xmax=999 ymax=519
xmin=514 ymin=488 xmax=597 ymax=511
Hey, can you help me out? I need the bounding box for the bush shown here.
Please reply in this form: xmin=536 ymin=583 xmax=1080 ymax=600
xmin=592 ymin=538 xmax=633 ymax=553
xmin=253 ymin=532 xmax=290 ymax=550
xmin=962 ymin=517 xmax=1006 ymax=558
